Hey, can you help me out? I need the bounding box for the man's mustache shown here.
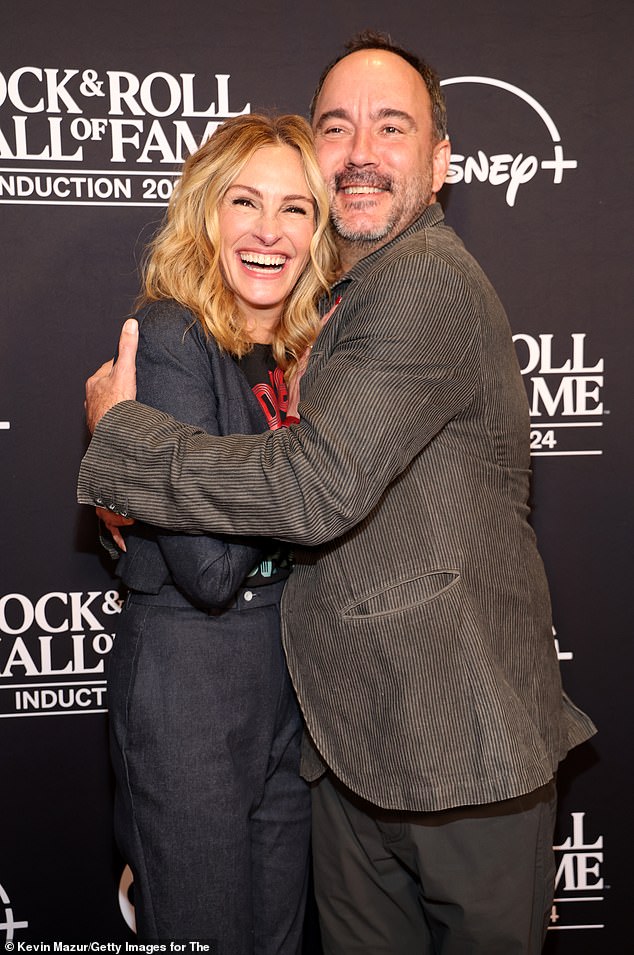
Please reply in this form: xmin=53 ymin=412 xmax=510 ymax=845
xmin=333 ymin=171 xmax=393 ymax=192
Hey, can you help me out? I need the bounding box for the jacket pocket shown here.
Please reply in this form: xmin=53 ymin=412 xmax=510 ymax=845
xmin=342 ymin=570 xmax=460 ymax=619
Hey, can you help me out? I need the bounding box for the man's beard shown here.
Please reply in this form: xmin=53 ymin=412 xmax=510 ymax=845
xmin=328 ymin=167 xmax=433 ymax=247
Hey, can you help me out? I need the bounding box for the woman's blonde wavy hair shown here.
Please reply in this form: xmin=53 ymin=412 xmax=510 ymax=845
xmin=137 ymin=113 xmax=337 ymax=376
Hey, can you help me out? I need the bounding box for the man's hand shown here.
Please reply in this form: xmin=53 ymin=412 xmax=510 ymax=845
xmin=85 ymin=318 xmax=139 ymax=433
xmin=96 ymin=507 xmax=135 ymax=552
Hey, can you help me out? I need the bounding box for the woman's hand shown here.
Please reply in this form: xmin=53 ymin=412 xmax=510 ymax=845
xmin=96 ymin=506 xmax=135 ymax=551
xmin=286 ymin=300 xmax=339 ymax=421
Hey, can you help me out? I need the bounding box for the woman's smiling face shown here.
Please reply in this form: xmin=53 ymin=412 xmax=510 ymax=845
xmin=218 ymin=143 xmax=316 ymax=332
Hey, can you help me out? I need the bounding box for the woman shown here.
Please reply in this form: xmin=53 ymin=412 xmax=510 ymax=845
xmin=105 ymin=113 xmax=336 ymax=950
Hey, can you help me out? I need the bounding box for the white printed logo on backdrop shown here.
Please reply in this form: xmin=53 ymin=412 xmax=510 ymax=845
xmin=0 ymin=590 xmax=122 ymax=718
xmin=549 ymin=812 xmax=606 ymax=934
xmin=0 ymin=880 xmax=28 ymax=942
xmin=440 ymin=76 xmax=577 ymax=206
xmin=0 ymin=68 xmax=250 ymax=206
xmin=513 ymin=332 xmax=606 ymax=457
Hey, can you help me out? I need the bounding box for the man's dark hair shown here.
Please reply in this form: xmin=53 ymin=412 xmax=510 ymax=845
xmin=309 ymin=29 xmax=448 ymax=142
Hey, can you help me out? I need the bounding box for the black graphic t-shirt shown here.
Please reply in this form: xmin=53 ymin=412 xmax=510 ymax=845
xmin=234 ymin=343 xmax=293 ymax=586
xmin=236 ymin=342 xmax=294 ymax=429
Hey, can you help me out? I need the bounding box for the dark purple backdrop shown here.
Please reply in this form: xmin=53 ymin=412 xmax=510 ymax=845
xmin=2 ymin=0 xmax=632 ymax=948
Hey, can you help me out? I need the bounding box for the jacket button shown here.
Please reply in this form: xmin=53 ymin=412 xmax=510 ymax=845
xmin=243 ymin=591 xmax=254 ymax=602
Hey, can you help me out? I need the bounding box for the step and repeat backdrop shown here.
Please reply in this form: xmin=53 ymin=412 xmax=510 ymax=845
xmin=2 ymin=0 xmax=632 ymax=949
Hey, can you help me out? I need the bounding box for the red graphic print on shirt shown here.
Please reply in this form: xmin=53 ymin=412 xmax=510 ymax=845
xmin=251 ymin=365 xmax=289 ymax=430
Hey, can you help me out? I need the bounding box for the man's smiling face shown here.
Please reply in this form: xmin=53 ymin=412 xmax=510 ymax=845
xmin=312 ymin=49 xmax=449 ymax=264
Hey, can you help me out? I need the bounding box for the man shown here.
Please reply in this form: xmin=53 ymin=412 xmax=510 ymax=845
xmin=79 ymin=32 xmax=595 ymax=954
